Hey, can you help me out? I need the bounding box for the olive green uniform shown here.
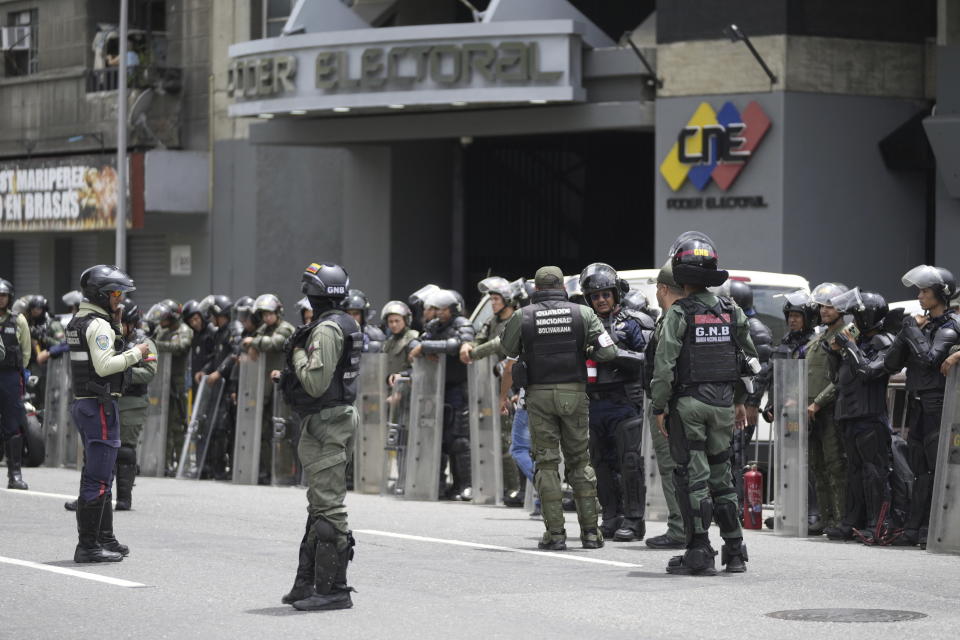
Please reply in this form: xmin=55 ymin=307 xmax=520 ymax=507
xmin=650 ymin=291 xmax=757 ymax=540
xmin=500 ymin=303 xmax=616 ymax=538
xmin=805 ymin=324 xmax=847 ymax=528
xmin=118 ymin=336 xmax=158 ymax=446
xmin=251 ymin=319 xmax=296 ymax=478
xmin=154 ymin=321 xmax=192 ymax=468
xmin=294 ymin=320 xmax=358 ymax=547
xmin=466 ymin=312 xmax=519 ymax=494
xmin=648 ymin=315 xmax=685 ymax=542
xmin=384 ymin=328 xmax=419 ymax=378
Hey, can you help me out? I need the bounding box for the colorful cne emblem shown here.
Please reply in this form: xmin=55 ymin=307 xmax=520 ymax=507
xmin=660 ymin=101 xmax=771 ymax=192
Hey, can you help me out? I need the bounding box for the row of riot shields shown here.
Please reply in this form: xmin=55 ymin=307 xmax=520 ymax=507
xmin=138 ymin=353 xmax=171 ymax=477
xmin=928 ymin=367 xmax=960 ymax=554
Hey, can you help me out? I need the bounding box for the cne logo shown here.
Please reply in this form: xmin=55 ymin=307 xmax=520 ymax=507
xmin=660 ymin=101 xmax=770 ymax=192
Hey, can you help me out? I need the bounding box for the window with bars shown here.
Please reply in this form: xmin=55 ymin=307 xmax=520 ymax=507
xmin=264 ymin=0 xmax=292 ymax=38
xmin=3 ymin=9 xmax=38 ymax=77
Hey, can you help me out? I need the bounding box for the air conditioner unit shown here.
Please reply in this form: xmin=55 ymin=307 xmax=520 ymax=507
xmin=2 ymin=25 xmax=32 ymax=51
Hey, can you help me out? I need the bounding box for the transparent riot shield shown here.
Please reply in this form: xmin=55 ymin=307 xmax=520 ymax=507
xmin=233 ymin=355 xmax=266 ymax=485
xmin=271 ymin=380 xmax=300 ymax=486
xmin=42 ymin=355 xmax=71 ymax=467
xmin=467 ymin=361 xmax=502 ymax=505
xmin=177 ymin=375 xmax=225 ymax=480
xmin=353 ymin=353 xmax=388 ymax=494
xmin=927 ymin=367 xmax=960 ymax=554
xmin=642 ymin=396 xmax=669 ymax=522
xmin=382 ymin=376 xmax=411 ymax=496
xmin=772 ymin=358 xmax=808 ymax=536
xmin=137 ymin=353 xmax=171 ymax=477
xmin=401 ymin=357 xmax=446 ymax=501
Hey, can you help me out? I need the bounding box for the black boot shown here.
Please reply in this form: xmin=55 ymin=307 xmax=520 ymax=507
xmin=74 ymin=497 xmax=123 ymax=563
xmin=293 ymin=529 xmax=355 ymax=612
xmin=666 ymin=534 xmax=717 ymax=576
xmin=64 ymin=499 xmax=78 ymax=511
xmin=451 ymin=450 xmax=472 ymax=502
xmin=115 ymin=446 xmax=137 ymax=511
xmin=282 ymin=516 xmax=318 ymax=605
xmin=97 ymin=497 xmax=129 ymax=556
xmin=538 ymin=529 xmax=567 ymax=551
xmin=5 ymin=434 xmax=28 ymax=490
xmin=720 ymin=537 xmax=748 ymax=573
xmin=824 ymin=524 xmax=855 ymax=541
xmin=614 ymin=518 xmax=646 ymax=542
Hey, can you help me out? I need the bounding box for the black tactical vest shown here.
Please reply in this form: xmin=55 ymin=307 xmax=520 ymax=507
xmin=903 ymin=312 xmax=960 ymax=393
xmin=675 ymin=296 xmax=740 ymax=387
xmin=520 ymin=292 xmax=586 ymax=385
xmin=281 ymin=310 xmax=362 ymax=412
xmin=66 ymin=312 xmax=126 ymax=397
xmin=588 ymin=312 xmax=633 ymax=392
xmin=0 ymin=313 xmax=21 ymax=370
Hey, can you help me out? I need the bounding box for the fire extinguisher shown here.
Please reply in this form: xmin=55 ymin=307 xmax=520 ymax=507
xmin=586 ymin=359 xmax=597 ymax=384
xmin=743 ymin=465 xmax=764 ymax=530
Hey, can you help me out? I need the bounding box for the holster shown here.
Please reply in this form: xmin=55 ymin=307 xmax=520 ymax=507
xmin=87 ymin=381 xmax=114 ymax=418
xmin=512 ymin=360 xmax=528 ymax=389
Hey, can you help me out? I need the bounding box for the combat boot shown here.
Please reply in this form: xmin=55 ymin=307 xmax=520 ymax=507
xmin=600 ymin=514 xmax=622 ymax=540
xmin=74 ymin=497 xmax=123 ymax=563
xmin=64 ymin=499 xmax=78 ymax=511
xmin=283 ymin=516 xmax=318 ymax=605
xmin=614 ymin=518 xmax=645 ymax=542
xmin=503 ymin=489 xmax=523 ymax=508
xmin=97 ymin=498 xmax=129 ymax=556
xmin=580 ymin=528 xmax=604 ymax=549
xmin=538 ymin=529 xmax=567 ymax=551
xmin=807 ymin=518 xmax=825 ymax=536
xmin=666 ymin=534 xmax=717 ymax=576
xmin=114 ymin=446 xmax=136 ymax=511
xmin=645 ymin=533 xmax=685 ymax=550
xmin=293 ymin=531 xmax=355 ymax=612
xmin=824 ymin=524 xmax=855 ymax=541
xmin=5 ymin=434 xmax=28 ymax=490
xmin=720 ymin=538 xmax=748 ymax=573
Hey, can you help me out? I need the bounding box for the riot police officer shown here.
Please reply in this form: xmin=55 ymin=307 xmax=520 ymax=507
xmin=650 ymin=233 xmax=757 ymax=575
xmin=408 ymin=284 xmax=440 ymax=333
xmin=500 ymin=266 xmax=617 ymax=550
xmin=643 ymin=260 xmax=686 ymax=549
xmin=153 ymin=300 xmax=192 ymax=474
xmin=824 ymin=289 xmax=896 ymax=544
xmin=409 ymin=289 xmax=476 ymax=500
xmin=201 ymin=295 xmax=236 ymax=478
xmin=381 ymin=300 xmax=419 ymax=380
xmin=116 ymin=301 xmax=158 ymax=510
xmin=66 ymin=265 xmax=149 ymax=562
xmin=342 ymin=289 xmax=386 ymax=353
xmin=184 ymin=299 xmax=214 ymax=393
xmin=278 ymin=262 xmax=361 ymax=612
xmin=0 ymin=279 xmax=31 ymax=490
xmin=885 ymin=265 xmax=960 ymax=548
xmin=25 ymin=295 xmax=67 ymax=413
xmin=579 ymin=263 xmax=651 ymax=542
xmin=460 ymin=276 xmax=522 ymax=506
xmin=726 ymin=281 xmax=773 ymax=510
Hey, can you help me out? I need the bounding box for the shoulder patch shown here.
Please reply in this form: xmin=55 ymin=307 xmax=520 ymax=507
xmin=95 ymin=335 xmax=111 ymax=350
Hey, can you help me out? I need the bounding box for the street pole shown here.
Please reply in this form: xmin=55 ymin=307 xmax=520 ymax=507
xmin=116 ymin=0 xmax=129 ymax=270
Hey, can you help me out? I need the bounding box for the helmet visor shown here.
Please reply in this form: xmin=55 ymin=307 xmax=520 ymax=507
xmin=478 ymin=277 xmax=511 ymax=296
xmin=901 ymin=265 xmax=945 ymax=290
xmin=782 ymin=290 xmax=813 ymax=307
xmin=829 ymin=287 xmax=864 ymax=313
xmin=811 ymin=282 xmax=848 ymax=306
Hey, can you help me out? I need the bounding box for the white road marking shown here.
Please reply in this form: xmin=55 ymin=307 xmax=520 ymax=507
xmin=0 ymin=556 xmax=146 ymax=588
xmin=355 ymin=529 xmax=642 ymax=568
xmin=1 ymin=488 xmax=76 ymax=500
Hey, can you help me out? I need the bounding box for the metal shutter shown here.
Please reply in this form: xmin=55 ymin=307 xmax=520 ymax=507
xmin=13 ymin=236 xmax=40 ymax=296
xmin=128 ymin=234 xmax=168 ymax=308
xmin=71 ymin=234 xmax=100 ymax=289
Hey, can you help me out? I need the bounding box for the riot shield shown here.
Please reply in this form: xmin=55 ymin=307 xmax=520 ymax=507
xmin=642 ymin=396 xmax=669 ymax=522
xmin=467 ymin=361 xmax=502 ymax=505
xmin=382 ymin=375 xmax=411 ymax=496
xmin=401 ymin=357 xmax=446 ymax=501
xmin=353 ymin=353 xmax=388 ymax=494
xmin=233 ymin=355 xmax=266 ymax=485
xmin=42 ymin=355 xmax=71 ymax=467
xmin=137 ymin=353 xmax=171 ymax=477
xmin=927 ymin=367 xmax=960 ymax=554
xmin=772 ymin=358 xmax=808 ymax=536
xmin=271 ymin=380 xmax=300 ymax=486
xmin=177 ymin=375 xmax=225 ymax=480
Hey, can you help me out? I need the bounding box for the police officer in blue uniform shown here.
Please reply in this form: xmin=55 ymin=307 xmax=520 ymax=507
xmin=579 ymin=263 xmax=651 ymax=542
xmin=0 ymin=278 xmax=31 ymax=490
xmin=66 ymin=265 xmax=149 ymax=563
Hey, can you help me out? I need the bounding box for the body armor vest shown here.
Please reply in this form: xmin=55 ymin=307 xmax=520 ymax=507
xmin=0 ymin=313 xmax=21 ymax=370
xmin=588 ymin=311 xmax=638 ymax=393
xmin=675 ymin=296 xmax=740 ymax=387
xmin=519 ymin=292 xmax=585 ymax=385
xmin=281 ymin=310 xmax=362 ymax=412
xmin=835 ymin=334 xmax=892 ymax=420
xmin=904 ymin=313 xmax=960 ymax=393
xmin=66 ymin=312 xmax=125 ymax=397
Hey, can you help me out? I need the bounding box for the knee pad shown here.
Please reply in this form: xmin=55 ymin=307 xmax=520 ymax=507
xmin=311 ymin=517 xmax=339 ymax=544
xmin=567 ymin=464 xmax=598 ymax=497
xmin=615 ymin=415 xmax=644 ymax=452
xmin=698 ymin=497 xmax=713 ymax=529
xmin=855 ymin=428 xmax=881 ymax=462
xmin=450 ymin=437 xmax=470 ymax=455
xmin=116 ymin=445 xmax=137 ymax=467
xmin=621 ymin=451 xmax=643 ymax=476
xmin=713 ymin=498 xmax=739 ymax=532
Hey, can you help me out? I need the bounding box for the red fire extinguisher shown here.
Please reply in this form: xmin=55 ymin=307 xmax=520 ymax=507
xmin=586 ymin=359 xmax=597 ymax=384
xmin=743 ymin=465 xmax=764 ymax=530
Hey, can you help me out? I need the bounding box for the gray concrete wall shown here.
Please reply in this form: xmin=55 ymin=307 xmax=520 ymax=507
xmin=343 ymin=146 xmax=392 ymax=310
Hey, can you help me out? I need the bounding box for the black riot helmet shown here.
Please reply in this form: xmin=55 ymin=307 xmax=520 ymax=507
xmin=728 ymin=281 xmax=754 ymax=311
xmin=0 ymin=278 xmax=14 ymax=304
xmin=622 ymin=289 xmax=650 ymax=314
xmin=301 ymin=262 xmax=349 ymax=304
xmin=810 ymin=282 xmax=849 ymax=308
xmin=182 ymin=299 xmax=206 ymax=324
xmin=158 ymin=298 xmax=182 ymax=323
xmin=341 ymin=289 xmax=370 ymax=314
xmin=901 ymin=265 xmax=958 ymax=306
xmin=121 ymin=300 xmax=142 ymax=329
xmin=200 ymin=294 xmax=234 ymax=319
xmin=853 ymin=291 xmax=888 ymax=333
xmin=580 ymin=263 xmax=627 ymax=304
xmin=26 ymin=295 xmax=50 ymax=318
xmin=670 ymin=234 xmax=728 ymax=287
xmin=80 ymin=264 xmax=136 ymax=310
xmin=781 ymin=290 xmax=818 ymax=329
xmin=564 ymin=276 xmax=586 ymax=306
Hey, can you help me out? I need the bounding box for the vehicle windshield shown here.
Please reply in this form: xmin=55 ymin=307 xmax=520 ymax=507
xmin=750 ymin=284 xmax=803 ymax=343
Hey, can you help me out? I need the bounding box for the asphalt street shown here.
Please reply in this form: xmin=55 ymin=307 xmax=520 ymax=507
xmin=2 ymin=466 xmax=959 ymax=640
